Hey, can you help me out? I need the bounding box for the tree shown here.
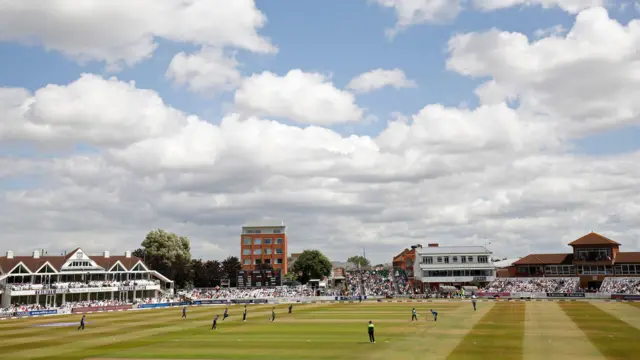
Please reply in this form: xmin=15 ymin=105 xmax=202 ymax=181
xmin=347 ymin=255 xmax=370 ymax=268
xmin=291 ymin=250 xmax=332 ymax=284
xmin=140 ymin=229 xmax=192 ymax=288
xmin=189 ymin=259 xmax=209 ymax=288
xmin=204 ymin=260 xmax=222 ymax=287
xmin=221 ymin=256 xmax=242 ymax=286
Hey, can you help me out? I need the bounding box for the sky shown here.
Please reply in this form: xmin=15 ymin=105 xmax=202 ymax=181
xmin=1 ymin=0 xmax=640 ymax=265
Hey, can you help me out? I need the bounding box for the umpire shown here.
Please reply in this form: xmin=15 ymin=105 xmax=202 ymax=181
xmin=368 ymin=320 xmax=375 ymax=343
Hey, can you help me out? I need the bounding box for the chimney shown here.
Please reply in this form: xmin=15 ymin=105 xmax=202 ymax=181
xmin=6 ymin=251 xmax=13 ymax=259
xmin=125 ymin=250 xmax=131 ymax=258
xmin=428 ymin=243 xmax=439 ymax=247
xmin=103 ymin=251 xmax=110 ymax=258
xmin=33 ymin=250 xmax=40 ymax=259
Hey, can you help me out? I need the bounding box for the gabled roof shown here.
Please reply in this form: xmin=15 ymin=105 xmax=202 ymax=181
xmin=513 ymin=253 xmax=573 ymax=265
xmin=568 ymin=232 xmax=620 ymax=246
xmin=615 ymin=252 xmax=640 ymax=264
xmin=0 ymin=251 xmax=144 ymax=273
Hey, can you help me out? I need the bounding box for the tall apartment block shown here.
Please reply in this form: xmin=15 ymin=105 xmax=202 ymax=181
xmin=240 ymin=221 xmax=288 ymax=274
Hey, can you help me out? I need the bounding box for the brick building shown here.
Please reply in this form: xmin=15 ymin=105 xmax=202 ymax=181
xmin=513 ymin=232 xmax=640 ymax=289
xmin=240 ymin=221 xmax=288 ymax=274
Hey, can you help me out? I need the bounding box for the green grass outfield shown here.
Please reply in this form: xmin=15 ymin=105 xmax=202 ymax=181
xmin=2 ymin=300 xmax=640 ymax=359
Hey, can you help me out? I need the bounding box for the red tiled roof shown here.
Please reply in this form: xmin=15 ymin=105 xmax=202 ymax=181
xmin=0 ymin=252 xmax=144 ymax=274
xmin=568 ymin=232 xmax=620 ymax=246
xmin=513 ymin=253 xmax=573 ymax=265
xmin=615 ymin=252 xmax=640 ymax=264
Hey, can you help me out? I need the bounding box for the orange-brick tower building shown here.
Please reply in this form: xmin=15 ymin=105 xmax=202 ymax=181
xmin=240 ymin=221 xmax=288 ymax=274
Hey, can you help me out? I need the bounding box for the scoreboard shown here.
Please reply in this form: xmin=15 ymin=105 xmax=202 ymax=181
xmin=237 ymin=270 xmax=282 ymax=288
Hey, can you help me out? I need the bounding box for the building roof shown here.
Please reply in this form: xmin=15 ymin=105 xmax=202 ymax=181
xmin=615 ymin=252 xmax=640 ymax=264
xmin=568 ymin=232 xmax=620 ymax=246
xmin=0 ymin=250 xmax=144 ymax=274
xmin=242 ymin=220 xmax=285 ymax=228
xmin=513 ymin=253 xmax=574 ymax=265
xmin=415 ymin=246 xmax=491 ymax=255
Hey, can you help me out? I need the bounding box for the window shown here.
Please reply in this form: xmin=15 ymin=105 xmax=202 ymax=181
xmin=275 ymin=258 xmax=283 ymax=264
xmin=478 ymin=256 xmax=488 ymax=263
xmin=253 ymin=249 xmax=262 ymax=255
xmin=243 ymin=238 xmax=251 ymax=245
xmin=255 ymin=259 xmax=262 ymax=265
xmin=437 ymin=257 xmax=442 ymax=263
xmin=276 ymin=238 xmax=283 ymax=244
xmin=265 ymin=248 xmax=273 ymax=255
xmin=467 ymin=256 xmax=473 ymax=262
xmin=243 ymin=249 xmax=251 ymax=255
xmin=254 ymin=238 xmax=262 ymax=245
xmin=452 ymin=256 xmax=458 ymax=263
xmin=273 ymin=229 xmax=282 ymax=234
xmin=243 ymin=259 xmax=250 ymax=265
xmin=275 ymin=249 xmax=283 ymax=254
xmin=444 ymin=256 xmax=449 ymax=264
xmin=265 ymin=259 xmax=271 ymax=264
xmin=423 ymin=257 xmax=433 ymax=264
xmin=461 ymin=256 xmax=467 ymax=263
xmin=264 ymin=238 xmax=272 ymax=245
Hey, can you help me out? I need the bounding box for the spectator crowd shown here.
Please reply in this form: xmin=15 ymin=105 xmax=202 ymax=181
xmin=483 ymin=278 xmax=579 ymax=293
xmin=599 ymin=278 xmax=640 ymax=294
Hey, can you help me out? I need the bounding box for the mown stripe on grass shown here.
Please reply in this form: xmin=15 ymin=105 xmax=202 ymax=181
xmin=560 ymin=302 xmax=640 ymax=360
xmin=447 ymin=302 xmax=525 ymax=360
xmin=524 ymin=302 xmax=604 ymax=360
xmin=592 ymin=301 xmax=640 ymax=331
xmin=8 ymin=304 xmax=325 ymax=360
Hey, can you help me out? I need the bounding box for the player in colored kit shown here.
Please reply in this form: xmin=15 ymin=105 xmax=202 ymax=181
xmin=243 ymin=305 xmax=247 ymax=321
xmin=430 ymin=309 xmax=438 ymax=322
xmin=212 ymin=315 xmax=219 ymax=330
xmin=288 ymin=304 xmax=293 ymax=314
xmin=411 ymin=308 xmax=418 ymax=321
xmin=77 ymin=314 xmax=86 ymax=330
xmin=270 ymin=307 xmax=276 ymax=322
xmin=223 ymin=307 xmax=229 ymax=320
xmin=182 ymin=306 xmax=187 ymax=318
xmin=368 ymin=321 xmax=375 ymax=343
xmin=472 ymin=294 xmax=477 ymax=311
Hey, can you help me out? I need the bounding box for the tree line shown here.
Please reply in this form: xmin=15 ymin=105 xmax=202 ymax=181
xmin=132 ymin=229 xmax=334 ymax=289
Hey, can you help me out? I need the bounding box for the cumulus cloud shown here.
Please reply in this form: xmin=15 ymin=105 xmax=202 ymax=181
xmin=166 ymin=47 xmax=242 ymax=93
xmin=2 ymin=7 xmax=640 ymax=263
xmin=373 ymin=0 xmax=463 ymax=37
xmin=472 ymin=0 xmax=604 ymax=13
xmin=447 ymin=7 xmax=640 ymax=136
xmin=0 ymin=0 xmax=276 ymax=69
xmin=234 ymin=69 xmax=364 ymax=125
xmin=347 ymin=68 xmax=417 ymax=93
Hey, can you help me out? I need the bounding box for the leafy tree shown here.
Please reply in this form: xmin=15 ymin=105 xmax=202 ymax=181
xmin=221 ymin=256 xmax=242 ymax=286
xmin=189 ymin=259 xmax=209 ymax=288
xmin=291 ymin=250 xmax=332 ymax=284
xmin=204 ymin=260 xmax=222 ymax=287
xmin=140 ymin=229 xmax=192 ymax=287
xmin=255 ymin=262 xmax=273 ymax=271
xmin=347 ymin=255 xmax=370 ymax=268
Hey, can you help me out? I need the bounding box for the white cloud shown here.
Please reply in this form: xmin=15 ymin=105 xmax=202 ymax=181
xmin=2 ymin=70 xmax=640 ymax=262
xmin=373 ymin=0 xmax=463 ymax=37
xmin=0 ymin=0 xmax=276 ymax=69
xmin=0 ymin=74 xmax=185 ymax=147
xmin=473 ymin=0 xmax=605 ymax=13
xmin=166 ymin=47 xmax=242 ymax=94
xmin=447 ymin=7 xmax=640 ymax=136
xmin=347 ymin=68 xmax=417 ymax=93
xmin=533 ymin=24 xmax=567 ymax=38
xmin=234 ymin=69 xmax=364 ymax=125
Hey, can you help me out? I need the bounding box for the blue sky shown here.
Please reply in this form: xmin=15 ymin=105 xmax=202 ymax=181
xmin=1 ymin=1 xmax=640 ymax=262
